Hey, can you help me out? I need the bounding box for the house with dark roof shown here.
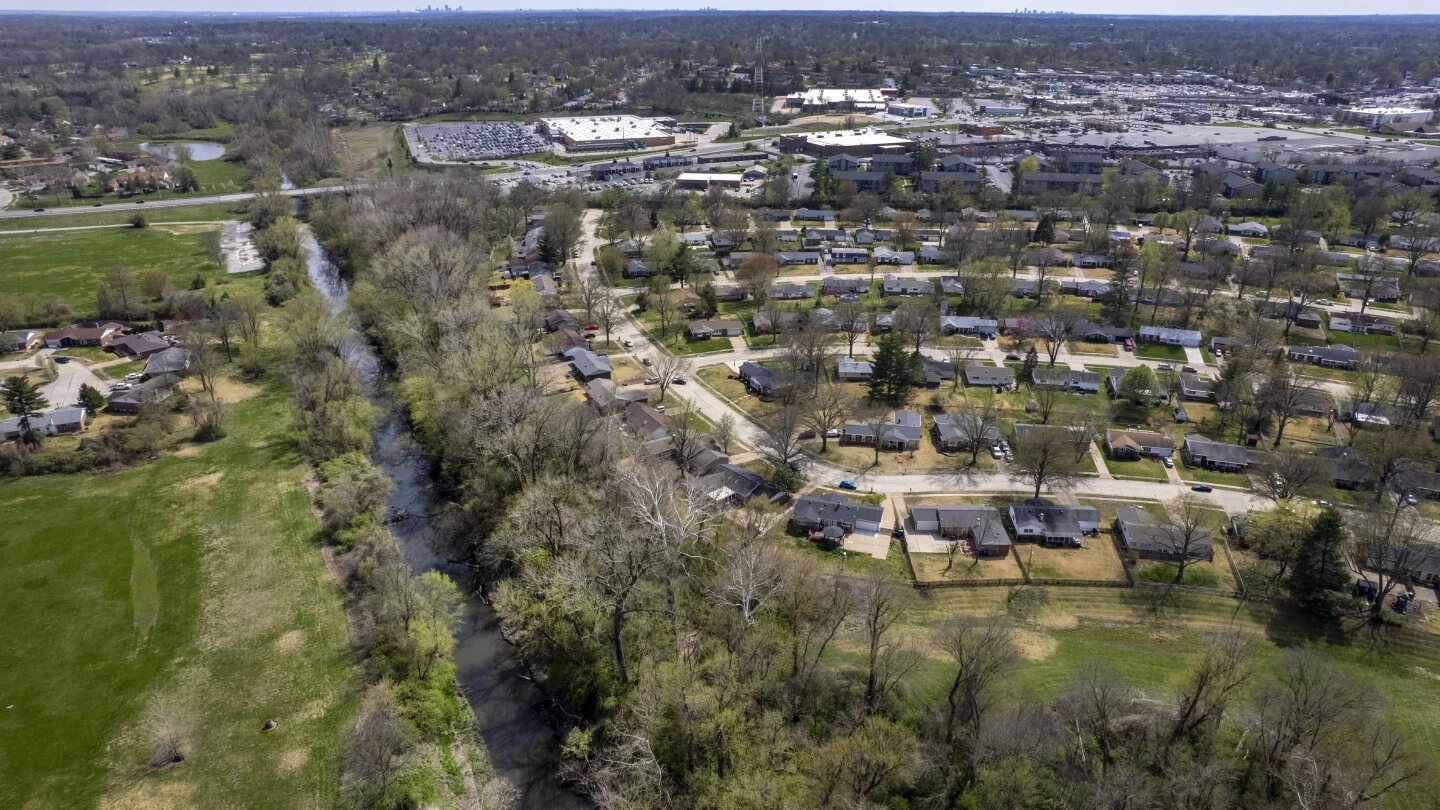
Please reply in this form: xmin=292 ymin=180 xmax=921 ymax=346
xmin=829 ymin=247 xmax=870 ymax=265
xmin=624 ymin=259 xmax=654 ymax=278
xmin=545 ymin=309 xmax=580 ymax=333
xmin=1318 ymin=446 xmax=1372 ymax=490
xmin=909 ymin=504 xmax=1012 ymax=557
xmin=1019 ymin=172 xmax=1103 ymax=195
xmin=790 ymin=493 xmax=884 ymax=536
xmin=871 ymin=154 xmax=916 ymax=175
xmin=1287 ymin=343 xmax=1358 ymax=369
xmin=964 ymin=364 xmax=1016 ymax=389
xmin=1008 ymin=503 xmax=1101 ymax=547
xmin=141 ymin=347 xmax=190 ymax=380
xmin=108 ymin=331 xmax=170 ymax=360
xmin=697 ymin=463 xmax=782 ymax=506
xmin=1070 ymin=254 xmax=1113 ymax=270
xmin=564 ymin=347 xmax=612 ymax=381
xmin=43 ymin=322 xmax=123 ymax=349
xmin=1178 ymin=373 xmax=1214 ymax=401
xmin=107 ymin=373 xmax=180 ymax=414
xmin=586 ymin=378 xmax=648 ymax=415
xmin=1105 ymin=428 xmax=1175 ymax=460
xmin=933 ymin=412 xmax=1000 ymax=452
xmin=919 ymin=357 xmax=958 ymax=388
xmin=2 ymin=330 xmax=42 ymax=353
xmin=842 ymin=410 xmax=923 ymax=450
xmin=825 ymin=154 xmax=864 ymax=172
xmin=623 ymin=401 xmax=670 ymax=440
xmin=822 ymin=277 xmax=870 ymax=297
xmin=939 ymin=316 xmax=998 ymax=338
xmin=918 ymin=171 xmax=983 ymax=193
xmin=794 ymin=208 xmax=836 ymax=222
xmin=1181 ymin=435 xmax=1255 ymax=471
xmin=1114 ymin=505 xmax=1213 ymax=562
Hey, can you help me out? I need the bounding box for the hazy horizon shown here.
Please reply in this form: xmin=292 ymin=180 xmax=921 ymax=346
xmin=3 ymin=1 xmax=1439 ymax=16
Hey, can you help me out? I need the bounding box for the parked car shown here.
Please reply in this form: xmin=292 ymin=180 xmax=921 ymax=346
xmin=798 ymin=429 xmax=817 ymax=440
xmin=672 ymin=376 xmax=687 ymax=385
xmin=1163 ymin=457 xmax=1174 ymax=468
xmin=824 ymin=429 xmax=841 ymax=438
xmin=1190 ymin=484 xmax=1213 ymax=492
xmin=53 ymin=355 xmax=69 ymax=363
xmin=1313 ymin=499 xmax=1333 ymax=508
xmin=644 ymin=376 xmax=660 ymax=385
xmin=1181 ymin=365 xmax=1197 ymax=373
xmin=622 ymin=339 xmax=634 ymax=348
xmin=1123 ymin=338 xmax=1133 ymax=351
xmin=110 ymin=382 xmax=132 ymax=391
xmin=991 ymin=448 xmax=1004 ymax=459
xmin=1315 ymin=298 xmax=1333 ymax=306
xmin=653 ymin=405 xmax=666 ymax=413
xmin=838 ymin=480 xmax=858 ymax=491
xmin=1004 ymin=353 xmax=1021 ymax=361
xmin=124 ymin=373 xmax=142 ymax=380
xmin=1156 ymin=363 xmax=1173 ymax=371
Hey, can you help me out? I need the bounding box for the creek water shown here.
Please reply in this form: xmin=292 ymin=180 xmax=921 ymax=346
xmin=301 ymin=230 xmax=588 ymax=809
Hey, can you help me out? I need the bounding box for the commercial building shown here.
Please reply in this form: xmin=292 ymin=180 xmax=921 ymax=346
xmin=778 ymin=129 xmax=914 ymax=158
xmin=674 ymin=172 xmax=743 ymax=190
xmin=1340 ymin=107 xmax=1432 ymax=129
xmin=537 ymin=116 xmax=675 ymax=151
xmin=783 ymin=88 xmax=895 ymax=113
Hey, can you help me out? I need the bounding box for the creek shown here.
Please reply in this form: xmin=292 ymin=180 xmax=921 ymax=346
xmin=302 ymin=229 xmax=588 ymax=809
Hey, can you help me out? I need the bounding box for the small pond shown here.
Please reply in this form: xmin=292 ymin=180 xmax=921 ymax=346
xmin=139 ymin=141 xmax=227 ymax=161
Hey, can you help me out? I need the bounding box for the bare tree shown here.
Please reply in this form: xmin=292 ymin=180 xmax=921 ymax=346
xmin=937 ymin=620 xmax=1021 ymax=743
xmin=1160 ymin=630 xmax=1251 ymax=764
xmin=1029 ymin=378 xmax=1066 ymax=425
xmin=833 ymin=298 xmax=869 ymax=358
xmin=859 ymin=575 xmax=916 ymax=716
xmin=955 ymin=398 xmax=1002 ymax=467
xmin=757 ymin=402 xmax=806 ymax=476
xmin=1351 ymin=500 xmax=1437 ymax=621
xmin=802 ymin=378 xmax=854 ymax=453
xmin=892 ymin=299 xmax=937 ymax=356
xmin=594 ymin=294 xmax=623 ymax=347
xmin=575 ymin=272 xmax=607 ymax=325
xmin=650 ymin=286 xmax=678 ymax=341
xmin=1009 ymin=425 xmax=1082 ymax=500
xmin=942 ymin=342 xmax=982 ymax=392
xmin=1028 ymin=308 xmax=1078 ymax=368
xmin=650 ymin=352 xmax=688 ymax=405
xmin=710 ymin=509 xmax=786 ymax=625
xmin=776 ymin=566 xmax=855 ymax=716
xmin=1260 ymin=363 xmax=1321 ymax=447
xmin=712 ymin=412 xmax=736 ymax=453
xmin=1155 ymin=494 xmax=1215 ymax=584
xmin=735 ymin=253 xmax=780 ymax=302
xmin=142 ymin=696 xmax=188 ymax=769
xmin=1252 ymin=451 xmax=1331 ymax=502
xmin=344 ymin=691 xmax=411 ymax=798
xmin=1055 ymin=663 xmax=1137 ymax=774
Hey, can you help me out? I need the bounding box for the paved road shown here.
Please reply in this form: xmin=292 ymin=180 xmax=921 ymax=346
xmin=37 ymin=351 xmax=108 ymax=411
xmin=0 ymin=183 xmax=358 ymax=221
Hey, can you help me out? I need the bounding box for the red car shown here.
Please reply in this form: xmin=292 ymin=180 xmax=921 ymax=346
xmin=1123 ymin=338 xmax=1134 ymax=351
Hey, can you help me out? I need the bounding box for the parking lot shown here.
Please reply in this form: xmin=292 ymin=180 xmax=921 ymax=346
xmin=410 ymin=121 xmax=548 ymax=161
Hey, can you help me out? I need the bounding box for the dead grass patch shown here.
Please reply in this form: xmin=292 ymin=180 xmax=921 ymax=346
xmin=1019 ymin=540 xmax=1128 ymax=582
xmin=174 ymin=471 xmax=224 ymax=491
xmin=274 ymin=629 xmax=304 ymax=653
xmin=278 ymin=748 xmax=309 ymax=773
xmin=1012 ymin=628 xmax=1059 ymax=661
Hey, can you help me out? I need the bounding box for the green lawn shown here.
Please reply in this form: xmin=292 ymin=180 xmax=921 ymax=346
xmin=0 ymin=227 xmax=224 ymax=314
xmin=0 ymin=201 xmax=245 ymax=233
xmin=1134 ymin=343 xmax=1189 ymax=361
xmin=0 ymin=369 xmax=358 ymax=809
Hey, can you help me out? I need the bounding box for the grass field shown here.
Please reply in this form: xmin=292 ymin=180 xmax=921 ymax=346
xmin=0 ymin=226 xmax=225 ymax=314
xmin=1134 ymin=343 xmax=1188 ymax=361
xmin=0 ymin=363 xmax=359 ymax=810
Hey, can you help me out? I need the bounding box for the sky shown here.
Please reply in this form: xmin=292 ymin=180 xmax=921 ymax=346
xmin=2 ymin=0 xmax=1438 ymax=15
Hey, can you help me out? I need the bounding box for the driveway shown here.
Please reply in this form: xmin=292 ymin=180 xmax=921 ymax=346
xmin=1184 ymin=346 xmax=1205 ymax=366
xmin=40 ymin=354 xmax=107 ymax=411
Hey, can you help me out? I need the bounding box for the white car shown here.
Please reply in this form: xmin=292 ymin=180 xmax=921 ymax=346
xmin=1315 ymin=298 xmax=1333 ymax=306
xmin=124 ymin=373 xmax=142 ymax=381
xmin=110 ymin=382 xmax=132 ymax=391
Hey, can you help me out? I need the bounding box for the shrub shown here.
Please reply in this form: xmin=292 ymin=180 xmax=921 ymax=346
xmin=130 ymin=213 xmax=147 ymax=228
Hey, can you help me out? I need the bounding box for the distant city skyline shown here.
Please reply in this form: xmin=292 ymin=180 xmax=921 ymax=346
xmin=3 ymin=0 xmax=1439 ymax=15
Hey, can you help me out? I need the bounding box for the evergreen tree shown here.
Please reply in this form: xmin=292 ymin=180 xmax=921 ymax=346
xmin=1286 ymin=509 xmax=1352 ymax=617
xmin=696 ymin=283 xmax=718 ymax=318
xmin=77 ymin=383 xmax=107 ymax=414
xmin=1033 ymin=213 xmax=1056 ymax=245
xmin=668 ymin=244 xmax=695 ymax=288
xmin=2 ymin=375 xmax=50 ymax=448
xmin=810 ymin=156 xmax=833 ymax=201
xmin=868 ymin=334 xmax=914 ymax=405
xmin=1020 ymin=346 xmax=1038 ymax=384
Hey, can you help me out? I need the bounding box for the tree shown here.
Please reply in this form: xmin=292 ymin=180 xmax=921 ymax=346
xmin=1030 ymin=378 xmax=1065 ymax=425
xmin=77 ymin=383 xmax=106 ymax=413
xmin=757 ymin=402 xmax=806 ymax=482
xmin=1019 ymin=346 xmax=1038 ymax=384
xmin=344 ymin=690 xmax=412 ymax=801
xmin=868 ymin=334 xmax=915 ymax=405
xmin=734 ymin=253 xmax=779 ymax=302
xmin=98 ymin=264 xmax=140 ymax=320
xmin=938 ymin=620 xmax=1020 ymax=742
xmin=1260 ymin=363 xmax=1321 ymax=447
xmin=858 ymin=576 xmax=916 ymax=716
xmin=833 ymin=298 xmax=868 ymax=358
xmin=955 ymin=399 xmax=1002 ymax=467
xmin=1117 ymin=365 xmax=1158 ymax=406
xmin=892 ymin=299 xmax=936 ymax=356
xmin=2 ymin=375 xmax=49 ymax=447
xmin=1009 ymin=426 xmax=1082 ymax=500
xmin=1286 ymin=508 xmax=1352 ymax=617
xmin=650 ymin=352 xmax=688 ymax=405
xmin=1252 ymin=451 xmax=1330 ymax=502
xmin=1155 ymin=494 xmax=1214 ymax=585
xmin=1029 ymin=309 xmax=1078 ymax=368
xmin=1351 ymin=500 xmax=1436 ymax=622
xmin=1243 ymin=503 xmax=1311 ymax=588
xmin=540 ymin=203 xmax=584 ymax=268
xmin=229 ymin=287 xmax=266 ymax=349
xmin=712 ymin=412 xmax=736 ymax=453
xmin=802 ymin=379 xmax=853 ymax=453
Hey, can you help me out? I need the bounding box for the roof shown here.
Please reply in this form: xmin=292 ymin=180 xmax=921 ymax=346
xmin=933 ymin=412 xmax=1000 ymax=444
xmin=142 ymin=347 xmax=190 ymax=377
xmin=837 ymin=357 xmax=873 ymax=376
xmin=1008 ymin=503 xmax=1100 ymax=537
xmin=1116 ymin=505 xmax=1213 ymax=558
xmin=564 ymin=347 xmax=612 ymax=378
xmin=1106 ymin=428 xmax=1174 ymax=451
xmin=792 ymin=493 xmax=884 ymax=528
xmin=910 ymin=505 xmax=1011 ymax=548
xmin=110 ymin=331 xmax=170 ymax=357
xmin=108 ymin=373 xmax=179 ymax=406
xmin=1183 ymin=435 xmax=1255 ymax=466
xmin=1138 ymin=325 xmax=1202 ymax=345
xmin=964 ymin=363 xmax=1016 ymax=384
xmin=698 ymin=463 xmax=779 ymax=504
xmin=1288 ymin=343 xmax=1358 ymax=364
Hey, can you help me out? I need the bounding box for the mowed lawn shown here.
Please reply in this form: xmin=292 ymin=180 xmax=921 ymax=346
xmin=0 ymin=226 xmax=223 ymax=314
xmin=0 ymin=373 xmax=359 ymax=809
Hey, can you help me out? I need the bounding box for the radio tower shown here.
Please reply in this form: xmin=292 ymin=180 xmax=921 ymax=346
xmin=751 ymin=21 xmax=766 ymax=124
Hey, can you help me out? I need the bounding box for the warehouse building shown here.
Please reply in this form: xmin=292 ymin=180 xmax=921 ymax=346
xmin=537 ymin=115 xmax=676 ymax=151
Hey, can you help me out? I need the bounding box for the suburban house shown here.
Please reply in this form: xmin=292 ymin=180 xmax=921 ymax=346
xmin=1181 ymin=435 xmax=1256 ymax=471
xmin=823 ymin=277 xmax=870 ymax=297
xmin=43 ymin=322 xmax=123 ymax=349
xmin=1032 ymin=369 xmax=1102 ymax=393
xmin=1070 ymin=254 xmax=1113 ymax=270
xmin=107 ymin=373 xmax=180 ymax=414
xmin=623 ymin=401 xmax=671 ymax=441
xmin=1329 ymin=314 xmax=1396 ymax=336
xmin=933 ymin=412 xmax=1000 ymax=452
xmin=881 ymin=274 xmax=932 ymax=296
xmin=829 ymin=247 xmax=870 ymax=265
xmin=1335 ymin=273 xmax=1402 ymax=302
xmin=1105 ymin=428 xmax=1175 ymax=459
xmin=939 ymin=316 xmax=998 ymax=338
xmin=964 ymin=363 xmax=1017 ymax=390
xmin=623 ymin=259 xmax=653 ymax=278
xmin=1007 ymin=503 xmax=1101 ymax=548
xmin=1227 ymin=221 xmax=1270 ymax=238
xmin=564 ymin=347 xmax=612 ymax=381
xmin=586 ymin=378 xmax=648 ymax=415
xmin=1114 ymin=505 xmax=1214 ymax=562
xmin=1138 ymin=325 xmax=1202 ymax=348
xmin=1287 ymin=344 xmax=1359 ymax=370
xmin=790 ymin=493 xmax=884 ymax=537
xmin=2 ymin=330 xmax=42 ymax=353
xmin=919 ymin=358 xmax=958 ymax=388
xmin=937 ymin=276 xmax=965 ymax=296
xmin=1178 ymin=373 xmax=1214 ymax=401
xmin=774 ymin=252 xmax=821 ymax=268
xmin=1362 ymin=545 xmax=1440 ymax=587
xmin=109 ymin=331 xmax=171 ymax=360
xmin=697 ymin=463 xmax=783 ymax=507
xmin=793 ymin=208 xmax=836 ymax=223
xmin=687 ymin=319 xmax=743 ymax=339
xmin=836 ymin=357 xmax=874 ymax=382
xmin=713 ymin=285 xmax=748 ymax=303
xmin=909 ymin=505 xmax=1012 ymax=558
xmin=768 ymin=282 xmax=816 ymax=299
xmin=1258 ymin=301 xmax=1323 ymax=329
xmin=141 ymin=347 xmax=191 ymax=380
xmin=873 ymin=313 xmax=894 ymax=333
xmin=738 ymin=361 xmax=809 ymax=399
xmin=0 ymin=405 xmax=86 ymax=439
xmin=842 ymin=410 xmax=923 ymax=451
xmin=545 ymin=310 xmax=580 ymax=333
xmin=1319 ymin=446 xmax=1372 ymax=490
xmin=873 ymin=247 xmax=915 ymax=265
xmin=1019 ymin=172 xmax=1103 ymax=195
